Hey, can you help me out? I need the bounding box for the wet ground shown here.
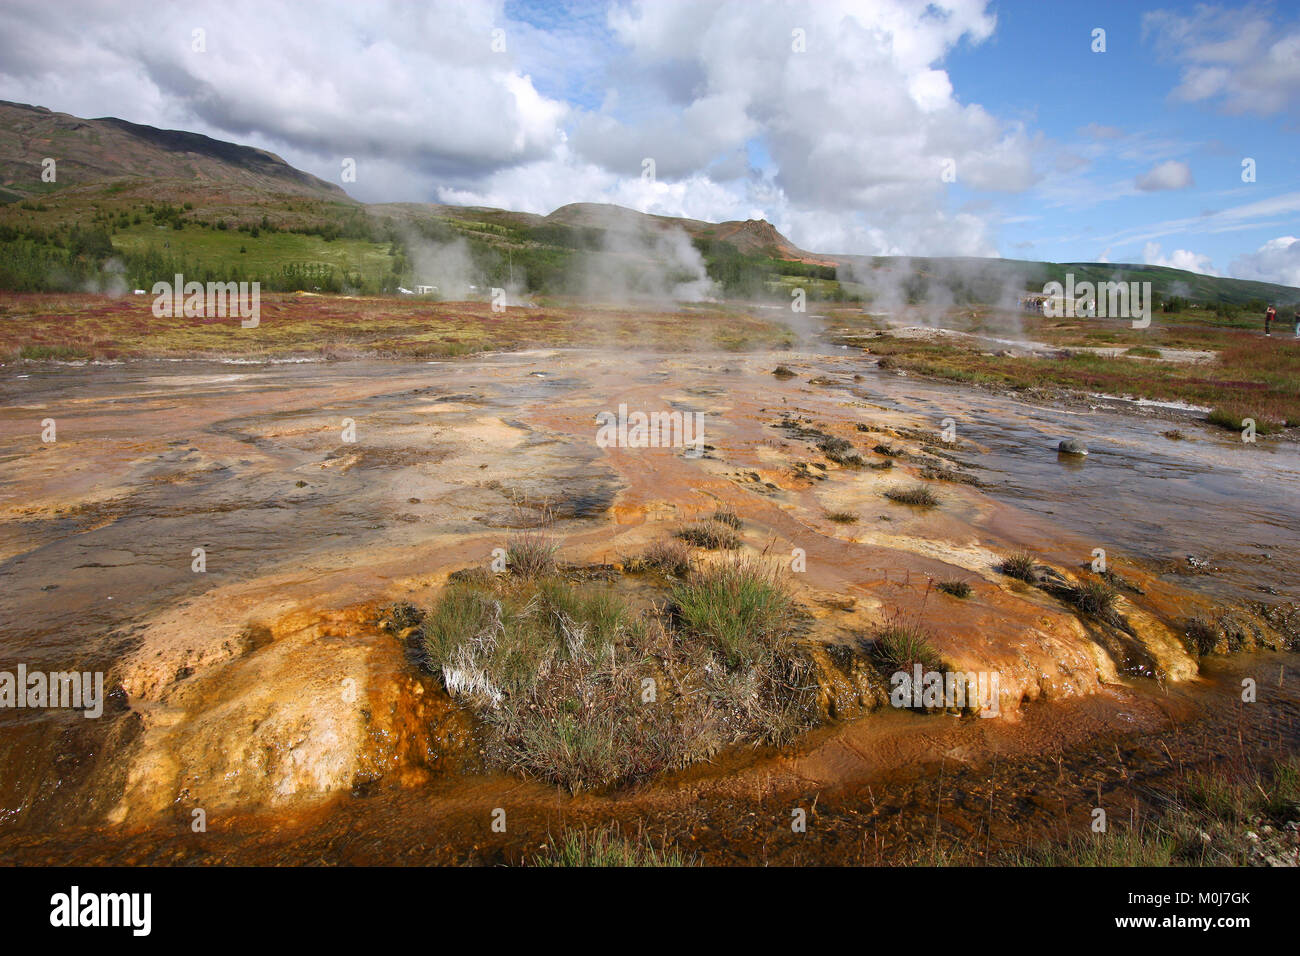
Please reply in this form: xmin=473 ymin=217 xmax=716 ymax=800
xmin=0 ymin=344 xmax=1296 ymax=863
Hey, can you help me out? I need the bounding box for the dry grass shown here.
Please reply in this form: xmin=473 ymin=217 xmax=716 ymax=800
xmin=625 ymin=538 xmax=692 ymax=577
xmin=673 ymin=521 xmax=741 ymax=550
xmin=884 ymin=484 xmax=939 ymax=507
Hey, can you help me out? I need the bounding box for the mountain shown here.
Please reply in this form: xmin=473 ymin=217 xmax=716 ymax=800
xmin=0 ymin=100 xmax=348 ymax=203
xmin=0 ymin=100 xmax=1296 ymax=305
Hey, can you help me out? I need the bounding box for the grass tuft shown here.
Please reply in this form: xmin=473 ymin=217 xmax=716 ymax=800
xmin=998 ymin=550 xmax=1038 ymax=583
xmin=936 ymin=580 xmax=972 ymax=599
xmin=673 ymin=522 xmax=741 ymax=550
xmin=884 ymin=484 xmax=938 ymax=507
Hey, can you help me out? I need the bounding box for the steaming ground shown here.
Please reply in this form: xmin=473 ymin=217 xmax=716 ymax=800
xmin=0 ymin=338 xmax=1295 ymax=863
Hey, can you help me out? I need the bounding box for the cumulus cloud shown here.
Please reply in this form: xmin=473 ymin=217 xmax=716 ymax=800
xmin=0 ymin=0 xmax=1042 ymax=257
xmin=1143 ymin=241 xmax=1219 ymax=276
xmin=0 ymin=0 xmax=567 ymax=199
xmin=1144 ymin=5 xmax=1300 ymax=115
xmin=1230 ymin=236 xmax=1300 ymax=288
xmin=1136 ymin=160 xmax=1194 ymax=192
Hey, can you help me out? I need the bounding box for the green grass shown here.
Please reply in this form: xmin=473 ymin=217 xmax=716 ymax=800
xmin=531 ymin=825 xmax=692 ymax=867
xmin=411 ymin=556 xmax=817 ymax=792
xmin=1124 ymin=346 xmax=1162 ymax=358
xmin=18 ymin=343 xmax=89 ymax=360
xmin=670 ymin=559 xmax=801 ymax=669
xmin=109 ymin=222 xmax=394 ymax=283
xmin=873 ymin=620 xmax=944 ymax=672
xmin=826 ymin=510 xmax=859 ymax=524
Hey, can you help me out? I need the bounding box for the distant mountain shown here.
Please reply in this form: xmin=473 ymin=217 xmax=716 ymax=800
xmin=1 ymin=100 xmax=1296 ymax=305
xmin=0 ymin=100 xmax=347 ymax=202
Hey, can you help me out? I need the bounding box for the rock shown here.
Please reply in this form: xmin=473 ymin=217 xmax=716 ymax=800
xmin=1058 ymin=439 xmax=1089 ymax=456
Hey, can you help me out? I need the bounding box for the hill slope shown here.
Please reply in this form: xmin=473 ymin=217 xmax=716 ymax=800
xmin=0 ymin=101 xmax=347 ymax=202
xmin=0 ymin=101 xmax=1296 ymax=306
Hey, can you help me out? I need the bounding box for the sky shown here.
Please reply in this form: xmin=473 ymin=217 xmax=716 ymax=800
xmin=1 ymin=0 xmax=1298 ymax=285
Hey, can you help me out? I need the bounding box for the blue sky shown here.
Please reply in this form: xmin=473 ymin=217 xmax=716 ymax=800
xmin=2 ymin=0 xmax=1298 ymax=284
xmin=941 ymin=0 xmax=1300 ymax=273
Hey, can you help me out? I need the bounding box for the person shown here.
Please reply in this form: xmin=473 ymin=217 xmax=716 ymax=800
xmin=1294 ymin=307 xmax=1300 ymax=338
xmin=1265 ymin=304 xmax=1276 ymax=335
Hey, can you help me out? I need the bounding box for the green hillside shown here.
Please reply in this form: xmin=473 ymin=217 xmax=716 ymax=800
xmin=1 ymin=100 xmax=1297 ymax=309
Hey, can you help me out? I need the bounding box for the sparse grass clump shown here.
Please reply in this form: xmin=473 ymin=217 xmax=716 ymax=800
xmin=817 ymin=436 xmax=865 ymax=467
xmin=711 ymin=507 xmax=742 ymax=529
xmin=1184 ymin=614 xmax=1220 ymax=656
xmin=998 ymin=550 xmax=1038 ymax=583
xmin=936 ymin=580 xmax=972 ymax=599
xmin=506 ymin=528 xmax=557 ymax=578
xmin=531 ymin=825 xmax=691 ymax=867
xmin=673 ymin=522 xmax=741 ymax=550
xmin=626 ymin=537 xmax=692 ymax=577
xmin=826 ymin=510 xmax=859 ymax=524
xmin=1125 ymin=346 xmax=1162 ymax=358
xmin=772 ymin=365 xmax=796 ymax=380
xmin=1069 ymin=577 xmax=1120 ymax=621
xmin=884 ymin=484 xmax=938 ymax=508
xmin=1005 ymin=756 xmax=1300 ymax=867
xmin=872 ymin=620 xmax=944 ymax=673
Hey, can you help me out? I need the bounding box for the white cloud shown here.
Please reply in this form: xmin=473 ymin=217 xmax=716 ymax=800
xmin=1229 ymin=236 xmax=1300 ymax=288
xmin=0 ymin=0 xmax=1046 ymax=256
xmin=1136 ymin=160 xmax=1194 ymax=192
xmin=1144 ymin=5 xmax=1300 ymax=115
xmin=1143 ymin=242 xmax=1219 ymax=276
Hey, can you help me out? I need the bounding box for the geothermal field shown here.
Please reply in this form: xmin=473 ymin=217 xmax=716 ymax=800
xmin=1 ymin=295 xmax=1297 ymax=871
xmin=2 ymin=4 xmax=1299 ymax=933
